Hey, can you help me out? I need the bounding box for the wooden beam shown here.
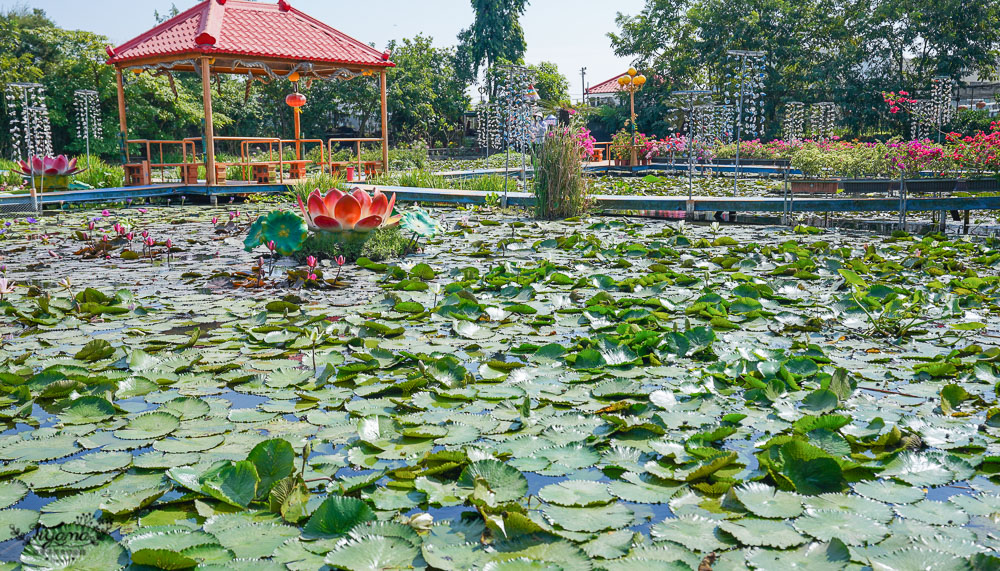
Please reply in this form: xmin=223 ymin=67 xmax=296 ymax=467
xmin=201 ymin=57 xmax=217 ymax=186
xmin=115 ymin=68 xmax=129 ymax=161
xmin=380 ymin=70 xmax=389 ymax=174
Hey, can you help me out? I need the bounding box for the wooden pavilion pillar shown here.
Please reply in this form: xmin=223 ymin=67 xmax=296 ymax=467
xmin=201 ymin=57 xmax=217 ymax=186
xmin=115 ymin=68 xmax=129 ymax=162
xmin=380 ymin=70 xmax=389 ymax=174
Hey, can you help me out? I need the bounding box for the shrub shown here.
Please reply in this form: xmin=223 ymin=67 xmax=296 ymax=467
xmin=533 ymin=131 xmax=589 ymax=219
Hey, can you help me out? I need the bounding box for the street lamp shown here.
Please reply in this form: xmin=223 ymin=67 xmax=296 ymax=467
xmin=618 ymin=68 xmax=646 ymax=167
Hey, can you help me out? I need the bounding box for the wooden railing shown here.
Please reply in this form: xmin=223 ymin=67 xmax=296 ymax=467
xmin=328 ymin=137 xmax=385 ymax=179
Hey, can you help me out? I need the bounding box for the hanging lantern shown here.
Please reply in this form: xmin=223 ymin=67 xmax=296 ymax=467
xmin=285 ymin=92 xmax=307 ymax=108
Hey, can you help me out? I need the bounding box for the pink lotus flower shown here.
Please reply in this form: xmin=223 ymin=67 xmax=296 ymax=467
xmin=17 ymin=155 xmax=83 ymax=177
xmin=0 ymin=277 xmax=15 ymax=301
xmin=306 ymin=256 xmax=317 ymax=269
xmin=297 ymin=188 xmax=401 ymax=233
xmin=212 ymin=217 xmax=218 ymax=225
xmin=165 ymin=239 xmax=173 ymax=249
xmin=102 ymin=210 xmax=110 ymax=217
xmin=335 ymin=255 xmax=346 ymax=266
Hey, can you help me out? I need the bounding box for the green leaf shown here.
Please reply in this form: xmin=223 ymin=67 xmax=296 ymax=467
xmin=324 ymin=536 xmax=420 ymax=570
xmin=74 ymin=339 xmax=114 ymax=362
xmin=303 ymin=496 xmax=375 ymax=539
xmin=199 ymin=461 xmax=260 ymax=508
xmin=61 ymin=396 xmax=115 ymax=425
xmin=734 ymin=483 xmax=803 ymax=518
xmin=247 ymin=438 xmax=295 ymax=498
xmin=114 ymin=411 xmax=180 ymax=440
xmin=779 ymin=441 xmax=846 ymax=495
xmin=457 ymin=459 xmax=528 ymax=506
xmin=717 ymin=518 xmax=807 ymax=548
xmin=801 ymin=389 xmax=839 ymax=415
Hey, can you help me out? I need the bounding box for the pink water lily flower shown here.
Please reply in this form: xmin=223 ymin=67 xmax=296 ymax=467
xmin=17 ymin=155 xmax=83 ymax=177
xmin=297 ymin=187 xmax=401 ymax=233
xmin=0 ymin=277 xmax=15 ymax=300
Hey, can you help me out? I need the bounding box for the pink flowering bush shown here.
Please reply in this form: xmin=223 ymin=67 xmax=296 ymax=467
xmin=947 ymin=123 xmax=1000 ymax=175
xmin=884 ymin=139 xmax=950 ymax=176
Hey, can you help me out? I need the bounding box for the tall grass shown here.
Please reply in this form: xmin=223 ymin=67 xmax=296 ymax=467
xmin=288 ymin=172 xmax=346 ymax=204
xmin=534 ymin=131 xmax=589 ymax=219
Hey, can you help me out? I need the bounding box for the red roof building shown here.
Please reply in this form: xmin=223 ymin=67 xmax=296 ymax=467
xmin=106 ymin=0 xmax=394 ymax=186
xmin=586 ymin=75 xmax=626 ymax=104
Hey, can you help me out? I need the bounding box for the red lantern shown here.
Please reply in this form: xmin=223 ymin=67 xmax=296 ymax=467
xmin=286 ymin=92 xmax=307 ymax=108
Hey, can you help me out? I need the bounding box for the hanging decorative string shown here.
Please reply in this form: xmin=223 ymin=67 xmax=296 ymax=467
xmin=809 ymin=102 xmax=839 ymax=140
xmin=6 ymin=83 xmax=53 ymax=160
xmin=724 ymin=51 xmax=767 ymax=139
xmin=74 ymin=90 xmax=102 ymax=141
xmin=910 ymin=99 xmax=934 ymax=140
xmin=74 ymin=89 xmax=102 ymax=169
xmin=783 ymin=102 xmax=806 ymax=141
xmin=711 ymin=105 xmax=734 ymax=144
xmin=930 ymin=77 xmax=955 ymax=132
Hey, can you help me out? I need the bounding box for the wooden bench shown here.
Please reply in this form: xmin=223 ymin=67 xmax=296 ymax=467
xmin=330 ymin=161 xmax=383 ymax=179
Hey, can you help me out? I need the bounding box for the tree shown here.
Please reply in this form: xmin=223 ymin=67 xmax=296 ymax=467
xmin=609 ymin=0 xmax=1000 ymax=139
xmin=456 ymin=0 xmax=529 ymax=83
xmin=529 ymin=62 xmax=569 ymax=104
xmin=388 ymin=35 xmax=470 ymax=146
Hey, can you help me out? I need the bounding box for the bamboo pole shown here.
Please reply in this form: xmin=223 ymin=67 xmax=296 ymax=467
xmin=201 ymin=57 xmax=217 ymax=186
xmin=380 ymin=70 xmax=389 ymax=174
xmin=115 ymin=68 xmax=129 ymax=162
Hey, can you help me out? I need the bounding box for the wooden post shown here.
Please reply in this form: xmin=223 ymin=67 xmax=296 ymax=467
xmin=201 ymin=57 xmax=217 ymax=186
xmin=293 ymin=107 xmax=302 ymax=160
xmin=115 ymin=68 xmax=129 ymax=162
xmin=380 ymin=70 xmax=389 ymax=174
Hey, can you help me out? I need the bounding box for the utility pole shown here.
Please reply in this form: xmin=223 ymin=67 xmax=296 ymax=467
xmin=580 ymin=67 xmax=587 ymax=105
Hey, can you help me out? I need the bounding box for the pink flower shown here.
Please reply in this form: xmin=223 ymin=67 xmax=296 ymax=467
xmin=335 ymin=255 xmax=346 ymax=266
xmin=267 ymin=241 xmax=276 ymax=252
xmin=165 ymin=239 xmax=173 ymax=249
xmin=308 ymin=273 xmax=317 ymax=281
xmin=306 ymin=256 xmax=317 ymax=269
xmin=101 ymin=210 xmax=110 ymax=217
xmin=212 ymin=217 xmax=218 ymax=225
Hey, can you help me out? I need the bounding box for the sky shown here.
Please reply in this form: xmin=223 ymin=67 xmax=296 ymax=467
xmin=13 ymin=0 xmax=648 ymax=102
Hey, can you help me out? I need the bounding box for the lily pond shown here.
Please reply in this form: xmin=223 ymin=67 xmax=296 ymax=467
xmin=2 ymin=203 xmax=1000 ymax=571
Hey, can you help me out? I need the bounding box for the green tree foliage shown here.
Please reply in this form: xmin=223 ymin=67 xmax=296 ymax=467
xmin=387 ymin=36 xmax=471 ymax=146
xmin=608 ymin=0 xmax=1000 ymax=138
xmin=456 ymin=0 xmax=530 ymax=82
xmin=529 ymin=62 xmax=570 ymax=104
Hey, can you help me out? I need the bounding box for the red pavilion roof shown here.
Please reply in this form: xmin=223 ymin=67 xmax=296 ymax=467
xmin=106 ymin=0 xmax=394 ymax=69
xmin=587 ymin=75 xmax=627 ymax=95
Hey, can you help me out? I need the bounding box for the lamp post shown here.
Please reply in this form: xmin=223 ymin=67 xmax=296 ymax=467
xmin=618 ymin=68 xmax=646 ymax=167
xmin=285 ymin=72 xmax=306 ymax=161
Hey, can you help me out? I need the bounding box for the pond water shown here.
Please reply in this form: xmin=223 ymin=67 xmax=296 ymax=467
xmin=0 ymin=201 xmax=999 ymax=569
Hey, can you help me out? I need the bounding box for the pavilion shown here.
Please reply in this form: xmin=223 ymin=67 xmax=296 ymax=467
xmin=105 ymin=0 xmax=395 ymax=186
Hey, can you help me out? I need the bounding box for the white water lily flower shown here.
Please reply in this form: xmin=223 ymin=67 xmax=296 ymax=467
xmin=408 ymin=513 xmax=434 ymax=531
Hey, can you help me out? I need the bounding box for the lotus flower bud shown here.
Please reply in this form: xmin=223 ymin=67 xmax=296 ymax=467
xmin=408 ymin=513 xmax=433 ymax=531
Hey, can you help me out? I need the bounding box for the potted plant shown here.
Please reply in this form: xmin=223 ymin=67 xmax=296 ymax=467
xmin=789 ymin=146 xmax=839 ymax=194
xmin=17 ymin=155 xmax=84 ymax=191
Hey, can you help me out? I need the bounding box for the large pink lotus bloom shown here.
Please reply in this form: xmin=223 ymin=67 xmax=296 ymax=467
xmin=297 ymin=187 xmax=401 ymax=233
xmin=17 ymin=155 xmax=82 ymax=177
